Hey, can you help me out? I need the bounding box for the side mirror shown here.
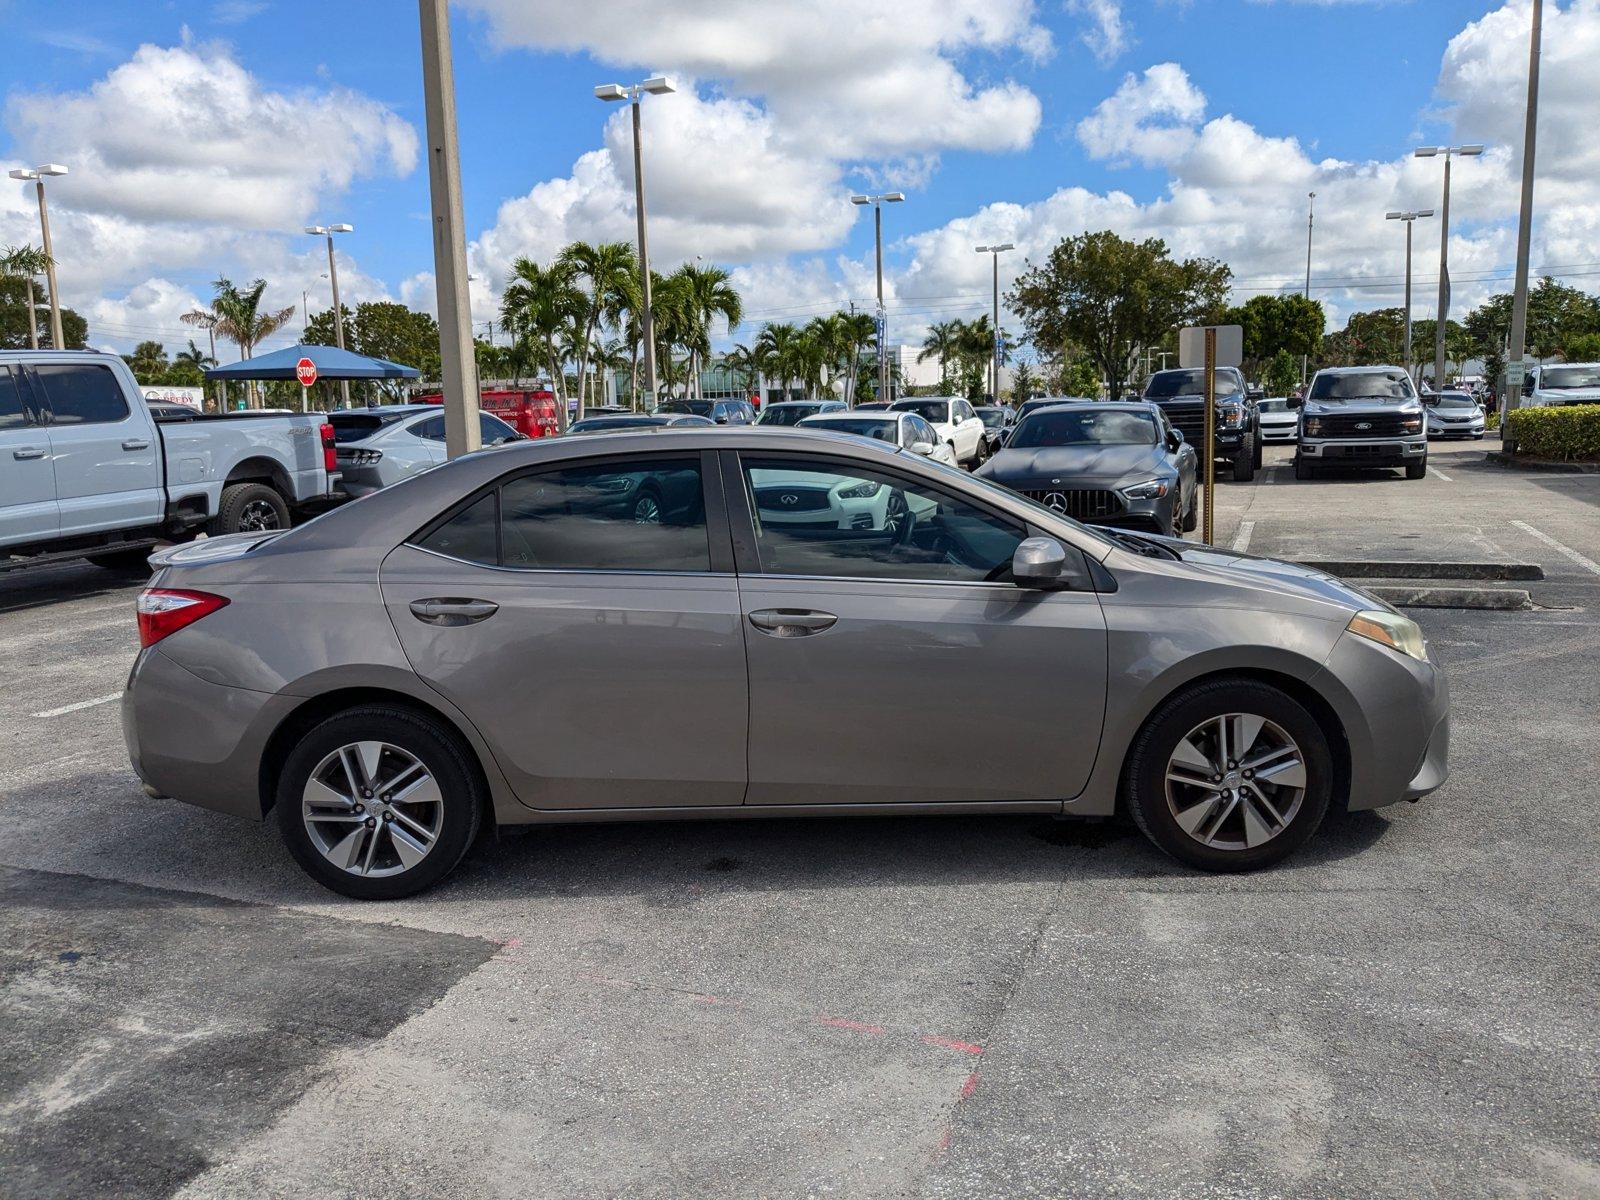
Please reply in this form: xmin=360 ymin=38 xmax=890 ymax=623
xmin=1013 ymin=536 xmax=1068 ymax=589
xmin=1286 ymin=396 xmax=1304 ymax=410
xmin=1167 ymin=429 xmax=1184 ymax=450
xmin=910 ymin=439 xmax=937 ymax=456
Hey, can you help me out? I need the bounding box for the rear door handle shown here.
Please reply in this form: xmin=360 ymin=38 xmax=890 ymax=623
xmin=122 ymin=439 xmax=151 ymax=451
xmin=748 ymin=609 xmax=838 ymax=637
xmin=12 ymin=447 xmax=45 ymax=460
xmin=409 ymin=598 xmax=499 ymax=627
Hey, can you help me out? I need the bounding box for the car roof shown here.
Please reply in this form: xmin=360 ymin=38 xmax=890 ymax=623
xmin=1315 ymin=365 xmax=1405 ymax=375
xmin=333 ymin=403 xmax=436 ymax=417
xmin=765 ymin=400 xmax=834 ymax=407
xmin=1019 ymin=400 xmax=1156 ymax=416
xmin=801 ymin=411 xmax=897 ymax=422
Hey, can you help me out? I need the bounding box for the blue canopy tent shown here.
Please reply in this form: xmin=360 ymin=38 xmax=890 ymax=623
xmin=205 ymin=344 xmax=421 ymax=410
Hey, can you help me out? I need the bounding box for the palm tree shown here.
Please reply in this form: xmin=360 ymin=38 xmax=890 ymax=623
xmin=677 ymin=263 xmax=743 ymax=399
xmin=184 ymin=278 xmax=297 ymax=408
xmin=650 ymin=270 xmax=696 ymax=400
xmin=1 ymin=244 xmax=52 ymax=349
xmin=719 ymin=344 xmax=760 ymax=399
xmin=174 ymin=338 xmax=215 ymax=371
xmin=501 ymin=257 xmax=581 ymax=412
xmin=755 ymin=322 xmax=803 ymax=399
xmin=918 ymin=320 xmax=961 ymax=393
xmin=836 ymin=311 xmax=876 ymax=406
xmin=557 ymin=240 xmax=637 ymax=420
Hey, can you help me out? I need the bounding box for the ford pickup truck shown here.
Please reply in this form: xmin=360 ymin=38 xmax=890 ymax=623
xmin=1292 ymin=364 xmax=1427 ymax=480
xmin=1140 ymin=367 xmax=1259 ymax=482
xmin=1 ymin=351 xmax=339 ymax=571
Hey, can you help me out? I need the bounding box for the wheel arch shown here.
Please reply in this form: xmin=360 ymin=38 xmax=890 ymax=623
xmin=225 ymin=456 xmax=294 ymax=499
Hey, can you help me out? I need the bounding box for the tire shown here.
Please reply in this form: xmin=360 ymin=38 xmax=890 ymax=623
xmin=1293 ymin=455 xmax=1317 ymax=481
xmin=1405 ymin=459 xmax=1427 ymax=480
xmin=85 ymin=546 xmax=153 ymax=571
xmin=1231 ymin=435 xmax=1256 ymax=482
xmin=971 ymin=438 xmax=989 ymax=468
xmin=275 ymin=705 xmax=485 ymax=900
xmin=1252 ymin=432 xmax=1264 ymax=471
xmin=1180 ymin=489 xmax=1198 ymax=533
xmin=209 ymin=482 xmax=289 ymax=537
xmin=1124 ymin=678 xmax=1333 ymax=872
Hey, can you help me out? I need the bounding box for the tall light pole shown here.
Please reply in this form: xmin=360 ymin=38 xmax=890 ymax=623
xmin=597 ymin=76 xmax=676 ymax=412
xmin=851 ymin=191 xmax=905 ymax=403
xmin=419 ymin=0 xmax=481 ymax=457
xmin=1414 ymin=143 xmax=1484 ymax=392
xmin=306 ymin=223 xmax=354 ymax=408
xmin=974 ymin=243 xmax=1014 ymax=402
xmin=1505 ymin=0 xmax=1543 ymax=434
xmin=1301 ymin=190 xmax=1315 ymax=385
xmin=1385 ymin=209 xmax=1435 ymax=380
xmin=9 ymin=164 xmax=68 ymax=349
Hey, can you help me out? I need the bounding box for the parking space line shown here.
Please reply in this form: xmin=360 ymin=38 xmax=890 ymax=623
xmin=33 ymin=693 xmax=121 ymax=719
xmin=1430 ymin=466 xmax=1453 ymax=481
xmin=1511 ymin=520 xmax=1600 ymax=577
xmin=1231 ymin=520 xmax=1256 ymax=554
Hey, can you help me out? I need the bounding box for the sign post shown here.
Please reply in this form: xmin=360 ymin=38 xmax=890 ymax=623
xmin=295 ymin=357 xmax=318 ymax=413
xmin=1178 ymin=324 xmax=1244 ymax=546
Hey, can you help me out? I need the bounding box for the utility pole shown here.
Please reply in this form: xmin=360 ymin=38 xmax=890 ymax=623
xmin=9 ymin=165 xmax=68 ymax=348
xmin=1302 ymin=191 xmax=1315 ymax=385
xmin=975 ymin=243 xmax=1014 ymax=402
xmin=306 ymin=224 xmax=354 ymax=409
xmin=1504 ymin=0 xmax=1542 ymax=439
xmin=418 ymin=0 xmax=481 ymax=458
xmin=852 ymin=192 xmax=905 ymax=402
xmin=1386 ymin=209 xmax=1434 ymax=381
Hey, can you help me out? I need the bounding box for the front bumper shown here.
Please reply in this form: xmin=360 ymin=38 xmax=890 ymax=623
xmin=1427 ymin=420 xmax=1485 ymax=439
xmin=1299 ymin=437 xmax=1426 ymax=466
xmin=1259 ymin=423 xmax=1298 ymax=441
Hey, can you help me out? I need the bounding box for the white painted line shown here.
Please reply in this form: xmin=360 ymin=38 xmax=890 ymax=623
xmin=33 ymin=693 xmax=121 ymax=719
xmin=1512 ymin=520 xmax=1600 ymax=577
xmin=1430 ymin=466 xmax=1453 ymax=481
xmin=1231 ymin=520 xmax=1256 ymax=554
xmin=1261 ymin=467 xmax=1276 ymax=485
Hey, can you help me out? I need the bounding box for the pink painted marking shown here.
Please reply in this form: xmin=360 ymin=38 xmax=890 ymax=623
xmin=921 ymin=1035 xmax=984 ymax=1055
xmin=816 ymin=1015 xmax=887 ymax=1036
xmin=959 ymin=1071 xmax=979 ymax=1100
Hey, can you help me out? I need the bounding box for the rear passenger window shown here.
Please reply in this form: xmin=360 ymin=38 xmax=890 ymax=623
xmin=36 ymin=364 xmax=129 ymax=425
xmin=416 ymin=492 xmax=499 ymax=565
xmin=501 ymin=457 xmax=709 ymax=572
xmin=411 ymin=416 xmax=447 ymax=441
xmin=0 ymin=368 xmax=32 ymax=431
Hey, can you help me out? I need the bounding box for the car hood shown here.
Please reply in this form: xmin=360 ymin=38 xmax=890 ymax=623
xmin=1302 ymin=398 xmax=1421 ymax=417
xmin=1532 ymin=386 xmax=1600 ymax=404
xmin=1118 ymin=531 xmax=1391 ymax=613
xmin=982 ymin=443 xmax=1163 ymax=485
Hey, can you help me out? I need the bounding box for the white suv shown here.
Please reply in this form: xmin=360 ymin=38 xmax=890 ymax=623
xmin=889 ymin=397 xmax=989 ymax=467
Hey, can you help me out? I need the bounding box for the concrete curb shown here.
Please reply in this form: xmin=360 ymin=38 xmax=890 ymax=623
xmin=1367 ymin=585 xmax=1533 ymax=611
xmin=1297 ymin=559 xmax=1544 ymax=581
xmin=1484 ymin=451 xmax=1600 ymax=474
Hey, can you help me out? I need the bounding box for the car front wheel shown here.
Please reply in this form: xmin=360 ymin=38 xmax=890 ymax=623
xmin=276 ymin=706 xmax=484 ymax=900
xmin=1124 ymin=679 xmax=1333 ymax=872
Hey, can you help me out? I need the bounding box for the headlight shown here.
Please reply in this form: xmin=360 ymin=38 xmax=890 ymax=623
xmin=1220 ymin=407 xmax=1244 ymax=428
xmin=837 ymin=479 xmax=882 ymax=499
xmin=1401 ymin=415 xmax=1423 ymax=433
xmin=1303 ymin=417 xmax=1323 ymax=437
xmin=1119 ymin=478 xmax=1169 ymax=500
xmin=1348 ymin=609 xmax=1428 ymax=662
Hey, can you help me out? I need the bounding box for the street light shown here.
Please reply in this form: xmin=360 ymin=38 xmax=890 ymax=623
xmin=1505 ymin=0 xmax=1543 ymax=434
xmin=597 ymin=75 xmax=676 ymax=413
xmin=305 ymin=223 xmax=354 ymax=407
xmin=9 ymin=164 xmax=68 ymax=349
xmin=851 ymin=191 xmax=905 ymax=404
xmin=974 ymin=243 xmax=1014 ymax=403
xmin=1414 ymin=143 xmax=1484 ymax=391
xmin=1302 ymin=190 xmax=1315 ymax=385
xmin=1385 ymin=209 xmax=1435 ymax=380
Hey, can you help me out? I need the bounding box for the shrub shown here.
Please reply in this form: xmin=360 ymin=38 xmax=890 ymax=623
xmin=1506 ymin=404 xmax=1600 ymax=461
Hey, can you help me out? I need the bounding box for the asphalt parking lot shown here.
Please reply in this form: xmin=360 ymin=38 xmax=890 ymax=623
xmin=2 ymin=438 xmax=1597 ymax=1199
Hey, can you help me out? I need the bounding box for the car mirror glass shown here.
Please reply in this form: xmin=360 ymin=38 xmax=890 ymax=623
xmin=1013 ymin=536 xmax=1067 ymax=589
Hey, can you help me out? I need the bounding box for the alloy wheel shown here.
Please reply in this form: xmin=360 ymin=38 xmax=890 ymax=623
xmin=1164 ymin=713 xmax=1307 ymax=851
xmin=240 ymin=500 xmax=282 ymax=532
xmin=633 ymin=494 xmax=661 ymax=524
xmin=302 ymin=741 xmax=445 ymax=878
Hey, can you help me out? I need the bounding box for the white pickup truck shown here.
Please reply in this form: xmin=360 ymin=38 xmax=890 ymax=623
xmin=1 ymin=351 xmax=339 ymax=571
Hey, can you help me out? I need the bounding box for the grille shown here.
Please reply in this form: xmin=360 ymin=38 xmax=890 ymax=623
xmin=1166 ymin=410 xmax=1206 ymax=443
xmin=1318 ymin=413 xmax=1413 ymax=438
xmin=753 ymin=487 xmax=831 ymax=512
xmin=1024 ymin=489 xmax=1124 ymax=520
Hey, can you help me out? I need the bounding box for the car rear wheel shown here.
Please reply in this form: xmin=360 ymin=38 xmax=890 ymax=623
xmin=1124 ymin=679 xmax=1332 ymax=872
xmin=971 ymin=438 xmax=989 ymax=468
xmin=209 ymin=482 xmax=289 ymax=537
xmin=276 ymin=706 xmax=484 ymax=900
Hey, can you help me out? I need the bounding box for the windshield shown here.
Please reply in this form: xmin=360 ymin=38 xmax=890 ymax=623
xmin=1426 ymin=393 xmax=1477 ymax=409
xmin=1257 ymin=399 xmax=1290 ymax=412
xmin=329 ymin=411 xmax=415 ymax=443
xmin=758 ymin=403 xmax=825 ymax=426
xmin=1143 ymin=370 xmax=1241 ymax=399
xmin=1309 ymin=372 xmax=1415 ymax=401
xmin=976 ymin=407 xmax=1008 ymax=428
xmin=1010 ymin=408 xmax=1157 ymax=448
xmin=1541 ymin=365 xmax=1600 ymax=389
xmin=890 ymin=400 xmax=951 ymax=422
xmin=801 ymin=416 xmax=897 ymax=441
xmin=657 ymin=400 xmax=713 ymax=416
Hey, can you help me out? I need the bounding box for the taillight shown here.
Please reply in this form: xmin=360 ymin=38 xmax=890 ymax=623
xmin=137 ymin=589 xmax=229 ymax=648
xmin=320 ymin=421 xmax=337 ymax=475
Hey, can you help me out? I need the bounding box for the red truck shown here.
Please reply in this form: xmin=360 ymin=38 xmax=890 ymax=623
xmin=415 ymin=389 xmax=562 ymax=439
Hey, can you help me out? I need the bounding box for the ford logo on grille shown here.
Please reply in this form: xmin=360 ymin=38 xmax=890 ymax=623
xmin=1042 ymin=492 xmax=1069 ymax=513
xmin=781 ymin=493 xmax=799 ymax=505
xmin=1355 ymin=421 xmax=1372 ymax=430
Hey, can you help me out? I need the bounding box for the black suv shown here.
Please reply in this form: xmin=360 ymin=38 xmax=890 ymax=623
xmin=1141 ymin=367 xmax=1258 ymax=482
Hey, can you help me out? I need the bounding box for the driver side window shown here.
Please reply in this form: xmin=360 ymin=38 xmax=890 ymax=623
xmin=739 ymin=456 xmax=1026 ymax=583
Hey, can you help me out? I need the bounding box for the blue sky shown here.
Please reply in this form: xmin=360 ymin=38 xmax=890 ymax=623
xmin=1 ymin=0 xmax=1592 ymax=357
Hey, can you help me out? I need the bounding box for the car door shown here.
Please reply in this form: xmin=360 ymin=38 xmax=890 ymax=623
xmin=32 ymin=361 xmax=162 ymax=537
xmin=951 ymin=400 xmax=980 ymax=459
xmin=723 ymin=449 xmax=1108 ymax=807
xmin=0 ymin=365 xmax=58 ymax=546
xmin=395 ymin=415 xmax=450 ymax=476
xmin=379 ymin=448 xmax=748 ymax=811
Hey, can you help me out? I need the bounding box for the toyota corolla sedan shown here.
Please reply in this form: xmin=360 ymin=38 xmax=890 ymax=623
xmin=125 ymin=427 xmax=1449 ymax=899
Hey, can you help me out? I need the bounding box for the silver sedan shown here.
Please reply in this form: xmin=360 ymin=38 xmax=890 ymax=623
xmin=331 ymin=405 xmax=523 ymax=497
xmin=125 ymin=427 xmax=1449 ymax=899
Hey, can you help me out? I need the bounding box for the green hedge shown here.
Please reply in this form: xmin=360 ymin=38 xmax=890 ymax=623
xmin=1506 ymin=404 xmax=1600 ymax=461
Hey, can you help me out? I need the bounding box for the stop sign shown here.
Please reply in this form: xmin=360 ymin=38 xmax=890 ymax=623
xmin=295 ymin=357 xmax=317 ymax=387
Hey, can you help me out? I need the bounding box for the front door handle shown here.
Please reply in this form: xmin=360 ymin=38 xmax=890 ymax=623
xmin=12 ymin=446 xmax=45 ymax=460
xmin=409 ymin=597 xmax=499 ymax=627
xmin=122 ymin=439 xmax=151 ymax=451
xmin=748 ymin=608 xmax=838 ymax=637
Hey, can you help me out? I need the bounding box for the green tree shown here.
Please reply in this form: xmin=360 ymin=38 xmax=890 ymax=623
xmin=184 ymin=278 xmax=297 ymax=408
xmin=124 ymin=340 xmax=169 ymax=383
xmin=755 ymin=322 xmax=803 ymax=398
xmin=719 ymin=344 xmax=760 ymax=397
xmin=1224 ymin=293 xmax=1325 ymax=374
xmin=1011 ymin=359 xmax=1039 ymax=402
xmin=1009 ymin=231 xmax=1230 ymax=403
xmin=1323 ymin=308 xmax=1405 ymax=367
xmin=917 ymin=320 xmax=961 ymax=392
xmin=558 ymin=241 xmax=638 ymax=418
xmin=501 ymin=257 xmax=581 ymax=412
xmin=1263 ymin=349 xmax=1299 ymax=397
xmin=1563 ymin=331 xmax=1600 ymax=362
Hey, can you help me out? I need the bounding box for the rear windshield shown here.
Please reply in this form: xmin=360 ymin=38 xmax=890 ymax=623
xmin=800 ymin=417 xmax=897 ymax=441
xmin=1309 ymin=372 xmax=1414 ymax=401
xmin=657 ymin=400 xmax=713 ymax=416
xmin=330 ymin=412 xmax=414 ymax=443
xmin=568 ymin=417 xmax=666 ymax=433
xmin=1143 ymin=370 xmax=1241 ymax=398
xmin=976 ymin=407 xmax=1008 ymax=428
xmin=758 ymin=404 xmax=826 ymax=426
xmin=890 ymin=400 xmax=952 ymax=422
